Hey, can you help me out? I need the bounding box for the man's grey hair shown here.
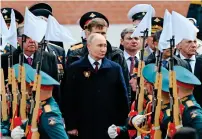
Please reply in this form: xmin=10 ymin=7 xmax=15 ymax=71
xmin=121 ymin=27 xmax=135 ymax=39
xmin=87 ymin=33 xmax=100 ymax=44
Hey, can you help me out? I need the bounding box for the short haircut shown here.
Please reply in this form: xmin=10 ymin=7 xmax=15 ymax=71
xmin=121 ymin=27 xmax=135 ymax=39
xmin=85 ymin=18 xmax=108 ymax=32
xmin=87 ymin=33 xmax=98 ymax=44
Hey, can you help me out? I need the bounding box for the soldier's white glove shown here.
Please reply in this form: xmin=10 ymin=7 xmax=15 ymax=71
xmin=132 ymin=115 xmax=146 ymax=126
xmin=108 ymin=124 xmax=118 ymax=139
xmin=11 ymin=126 xmax=25 ymax=139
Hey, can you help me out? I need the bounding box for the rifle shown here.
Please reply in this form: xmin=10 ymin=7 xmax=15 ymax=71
xmin=1 ymin=68 xmax=8 ymax=121
xmin=18 ymin=35 xmax=27 ymax=122
xmin=134 ymin=29 xmax=149 ymax=137
xmin=26 ymin=40 xmax=46 ymax=139
xmin=150 ymin=52 xmax=163 ymax=139
xmin=166 ymin=36 xmax=182 ymax=138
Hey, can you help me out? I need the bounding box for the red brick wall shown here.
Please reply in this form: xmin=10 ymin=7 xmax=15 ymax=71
xmin=2 ymin=1 xmax=190 ymax=24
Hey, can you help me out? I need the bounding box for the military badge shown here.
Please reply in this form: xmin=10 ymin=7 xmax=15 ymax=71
xmin=84 ymin=71 xmax=91 ymax=78
xmin=154 ymin=18 xmax=160 ymax=22
xmin=89 ymin=13 xmax=96 ymax=18
xmin=48 ymin=117 xmax=56 ymax=126
xmin=190 ymin=111 xmax=197 ymax=119
xmin=2 ymin=9 xmax=8 ymax=14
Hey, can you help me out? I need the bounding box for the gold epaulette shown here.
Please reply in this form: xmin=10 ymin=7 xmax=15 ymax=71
xmin=190 ymin=1 xmax=202 ymax=5
xmin=44 ymin=104 xmax=52 ymax=113
xmin=70 ymin=43 xmax=83 ymax=51
xmin=186 ymin=100 xmax=194 ymax=107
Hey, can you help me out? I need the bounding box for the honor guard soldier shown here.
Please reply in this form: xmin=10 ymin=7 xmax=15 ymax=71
xmin=174 ymin=66 xmax=202 ymax=138
xmin=1 ymin=7 xmax=24 ymax=54
xmin=29 ymin=3 xmax=66 ymax=81
xmin=11 ymin=64 xmax=69 ymax=139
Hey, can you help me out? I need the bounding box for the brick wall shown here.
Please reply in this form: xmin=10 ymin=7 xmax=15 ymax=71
xmin=2 ymin=1 xmax=191 ymax=24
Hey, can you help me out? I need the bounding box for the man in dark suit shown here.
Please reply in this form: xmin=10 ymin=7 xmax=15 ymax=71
xmin=1 ymin=27 xmax=59 ymax=103
xmin=62 ymin=33 xmax=129 ymax=139
xmin=145 ymin=30 xmax=191 ymax=70
xmin=177 ymin=38 xmax=202 ymax=107
xmin=66 ymin=16 xmax=131 ymax=105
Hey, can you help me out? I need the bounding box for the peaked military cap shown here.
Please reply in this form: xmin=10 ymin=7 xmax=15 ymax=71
xmin=29 ymin=3 xmax=52 ymax=18
xmin=13 ymin=63 xmax=34 ymax=83
xmin=1 ymin=8 xmax=24 ymax=24
xmin=151 ymin=17 xmax=164 ymax=34
xmin=127 ymin=4 xmax=155 ymax=21
xmin=79 ymin=11 xmax=109 ymax=29
xmin=143 ymin=63 xmax=169 ymax=92
xmin=174 ymin=66 xmax=201 ymax=86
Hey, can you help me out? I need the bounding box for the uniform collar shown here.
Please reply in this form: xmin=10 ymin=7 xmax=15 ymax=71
xmin=24 ymin=54 xmax=34 ymax=59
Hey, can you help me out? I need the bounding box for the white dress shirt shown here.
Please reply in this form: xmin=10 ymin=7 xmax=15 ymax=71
xmin=88 ymin=55 xmax=102 ymax=69
xmin=180 ymin=53 xmax=196 ymax=73
xmin=24 ymin=54 xmax=34 ymax=59
xmin=124 ymin=50 xmax=139 ymax=72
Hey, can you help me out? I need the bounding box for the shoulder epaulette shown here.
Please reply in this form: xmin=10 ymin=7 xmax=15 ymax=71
xmin=70 ymin=43 xmax=83 ymax=51
xmin=44 ymin=104 xmax=52 ymax=113
xmin=185 ymin=100 xmax=194 ymax=107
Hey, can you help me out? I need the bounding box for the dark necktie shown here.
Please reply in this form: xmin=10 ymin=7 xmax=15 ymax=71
xmin=184 ymin=59 xmax=192 ymax=72
xmin=162 ymin=60 xmax=168 ymax=68
xmin=129 ymin=57 xmax=135 ymax=75
xmin=27 ymin=57 xmax=33 ymax=65
xmin=94 ymin=61 xmax=99 ymax=72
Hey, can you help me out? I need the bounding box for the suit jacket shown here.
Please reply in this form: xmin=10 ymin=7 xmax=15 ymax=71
xmin=1 ymin=47 xmax=60 ymax=103
xmin=193 ymin=55 xmax=202 ymax=107
xmin=62 ymin=56 xmax=129 ymax=139
xmin=145 ymin=52 xmax=191 ymax=71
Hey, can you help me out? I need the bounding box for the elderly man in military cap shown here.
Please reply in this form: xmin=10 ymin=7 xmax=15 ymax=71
xmin=1 ymin=7 xmax=24 ymax=54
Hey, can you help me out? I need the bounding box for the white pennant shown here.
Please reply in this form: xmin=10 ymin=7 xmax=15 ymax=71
xmin=131 ymin=5 xmax=153 ymax=38
xmin=24 ymin=7 xmax=47 ymax=42
xmin=159 ymin=9 xmax=172 ymax=52
xmin=45 ymin=15 xmax=77 ymax=45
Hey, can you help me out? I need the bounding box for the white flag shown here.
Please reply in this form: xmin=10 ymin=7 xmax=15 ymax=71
xmin=172 ymin=11 xmax=199 ymax=45
xmin=7 ymin=9 xmax=17 ymax=49
xmin=0 ymin=13 xmax=9 ymax=50
xmin=1 ymin=10 xmax=17 ymax=49
xmin=131 ymin=5 xmax=153 ymax=38
xmin=24 ymin=7 xmax=47 ymax=42
xmin=159 ymin=9 xmax=172 ymax=52
xmin=45 ymin=15 xmax=76 ymax=44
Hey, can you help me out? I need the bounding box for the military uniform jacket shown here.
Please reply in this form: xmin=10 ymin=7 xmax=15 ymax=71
xmin=66 ymin=41 xmax=131 ymax=105
xmin=181 ymin=95 xmax=202 ymax=138
xmin=62 ymin=56 xmax=129 ymax=139
xmin=39 ymin=97 xmax=69 ymax=139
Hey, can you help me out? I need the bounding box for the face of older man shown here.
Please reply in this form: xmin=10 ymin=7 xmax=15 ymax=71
xmin=87 ymin=34 xmax=107 ymax=61
xmin=179 ymin=39 xmax=197 ymax=58
xmin=23 ymin=37 xmax=38 ymax=56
